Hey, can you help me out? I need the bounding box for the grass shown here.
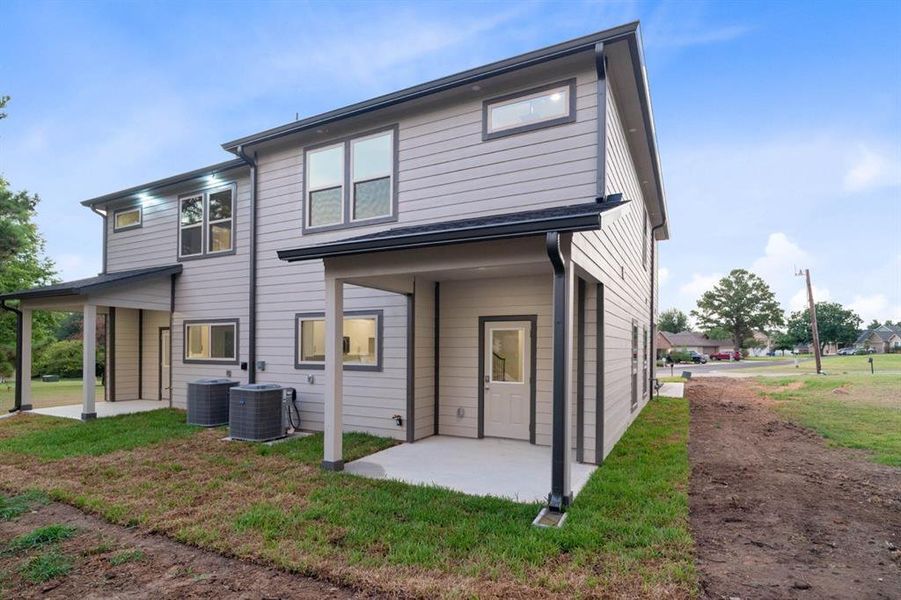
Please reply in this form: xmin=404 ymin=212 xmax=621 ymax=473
xmin=19 ymin=549 xmax=72 ymax=583
xmin=745 ymin=353 xmax=901 ymax=376
xmin=6 ymin=525 xmax=77 ymax=554
xmin=0 ymin=378 xmax=105 ymax=412
xmin=0 ymin=490 xmax=49 ymax=521
xmin=108 ymin=549 xmax=144 ymax=565
xmin=0 ymin=398 xmax=694 ymax=597
xmin=0 ymin=409 xmax=198 ymax=460
xmin=757 ymin=375 xmax=901 ymax=466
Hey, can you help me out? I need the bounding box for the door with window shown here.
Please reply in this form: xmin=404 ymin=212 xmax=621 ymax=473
xmin=483 ymin=321 xmax=531 ymax=440
xmin=159 ymin=328 xmax=171 ymax=401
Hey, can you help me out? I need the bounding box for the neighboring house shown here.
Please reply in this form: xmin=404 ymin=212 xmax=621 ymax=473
xmin=656 ymin=331 xmax=732 ymax=356
xmin=0 ymin=22 xmax=667 ymax=514
xmin=746 ymin=331 xmax=772 ymax=357
xmin=855 ymin=325 xmax=901 ymax=353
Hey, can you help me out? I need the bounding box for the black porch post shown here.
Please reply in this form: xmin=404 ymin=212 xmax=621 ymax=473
xmin=545 ymin=232 xmax=570 ymax=512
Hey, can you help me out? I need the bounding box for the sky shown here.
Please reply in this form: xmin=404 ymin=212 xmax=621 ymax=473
xmin=1 ymin=0 xmax=899 ymax=325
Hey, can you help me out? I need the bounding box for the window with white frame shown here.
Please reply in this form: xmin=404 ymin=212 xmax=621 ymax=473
xmin=179 ymin=185 xmax=234 ymax=258
xmin=114 ymin=206 xmax=142 ymax=231
xmin=304 ymin=128 xmax=395 ymax=231
xmin=295 ymin=311 xmax=381 ymax=370
xmin=184 ymin=320 xmax=238 ymax=362
xmin=484 ymin=79 xmax=575 ymax=140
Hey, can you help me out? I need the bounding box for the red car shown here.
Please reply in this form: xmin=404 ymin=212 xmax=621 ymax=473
xmin=710 ymin=350 xmax=741 ymax=361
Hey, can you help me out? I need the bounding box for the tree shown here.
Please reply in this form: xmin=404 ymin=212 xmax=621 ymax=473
xmin=658 ymin=308 xmax=689 ymax=333
xmin=866 ymin=319 xmax=882 ymax=331
xmin=0 ymin=95 xmax=60 ymax=376
xmin=786 ymin=301 xmax=861 ymax=353
xmin=691 ymin=269 xmax=784 ymax=351
xmin=772 ymin=332 xmax=795 ymax=355
xmin=702 ymin=326 xmax=732 ymax=341
xmin=885 ymin=320 xmax=895 ymax=327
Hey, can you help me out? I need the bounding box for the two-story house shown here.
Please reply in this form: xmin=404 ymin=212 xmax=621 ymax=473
xmin=1 ymin=21 xmax=668 ymax=514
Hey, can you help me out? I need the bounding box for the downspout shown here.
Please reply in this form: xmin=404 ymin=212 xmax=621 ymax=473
xmin=0 ymin=300 xmax=23 ymax=412
xmin=649 ymin=218 xmax=666 ymax=392
xmin=234 ymin=145 xmax=258 ymax=384
xmin=545 ymin=231 xmax=569 ymax=512
xmin=90 ymin=206 xmax=108 ymax=274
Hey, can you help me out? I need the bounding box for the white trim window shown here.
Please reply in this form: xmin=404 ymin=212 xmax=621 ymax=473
xmin=484 ymin=79 xmax=576 ymax=140
xmin=184 ymin=321 xmax=237 ymax=362
xmin=113 ymin=206 xmax=142 ymax=231
xmin=179 ymin=185 xmax=235 ymax=258
xmin=303 ymin=127 xmax=396 ymax=232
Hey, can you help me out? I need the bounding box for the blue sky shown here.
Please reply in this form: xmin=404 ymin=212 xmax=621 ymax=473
xmin=1 ymin=0 xmax=899 ymax=324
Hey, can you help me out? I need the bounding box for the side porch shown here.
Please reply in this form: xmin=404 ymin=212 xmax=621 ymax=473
xmin=278 ymin=199 xmax=635 ymax=513
xmin=0 ymin=265 xmax=180 ymax=419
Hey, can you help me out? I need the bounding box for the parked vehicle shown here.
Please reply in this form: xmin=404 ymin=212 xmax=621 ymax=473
xmin=854 ymin=347 xmax=876 ymax=355
xmin=837 ymin=347 xmax=856 ymax=356
xmin=710 ymin=350 xmax=741 ymax=361
xmin=689 ymin=351 xmax=708 ymax=364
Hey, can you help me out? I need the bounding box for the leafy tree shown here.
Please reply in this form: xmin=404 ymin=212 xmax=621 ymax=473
xmin=658 ymin=308 xmax=689 ymax=333
xmin=885 ymin=320 xmax=895 ymax=327
xmin=786 ymin=302 xmax=861 ymax=353
xmin=702 ymin=326 xmax=733 ymax=341
xmin=866 ymin=319 xmax=882 ymax=331
xmin=772 ymin=332 xmax=794 ymax=355
xmin=691 ymin=269 xmax=784 ymax=351
xmin=33 ymin=340 xmax=104 ymax=379
xmin=0 ymin=95 xmax=60 ymax=376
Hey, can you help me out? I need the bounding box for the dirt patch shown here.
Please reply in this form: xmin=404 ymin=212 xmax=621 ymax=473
xmin=0 ymin=500 xmax=370 ymax=599
xmin=688 ymin=378 xmax=901 ymax=599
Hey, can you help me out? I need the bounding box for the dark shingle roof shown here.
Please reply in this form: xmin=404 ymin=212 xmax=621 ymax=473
xmin=0 ymin=265 xmax=182 ymax=301
xmin=277 ymin=198 xmax=629 ymax=262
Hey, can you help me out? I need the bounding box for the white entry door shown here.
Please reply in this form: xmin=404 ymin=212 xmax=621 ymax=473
xmin=484 ymin=321 xmax=531 ymax=440
xmin=160 ymin=328 xmax=171 ymax=401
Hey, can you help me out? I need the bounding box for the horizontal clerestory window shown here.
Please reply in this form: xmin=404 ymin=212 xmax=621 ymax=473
xmin=113 ymin=206 xmax=142 ymax=231
xmin=483 ymin=79 xmax=576 ymax=140
xmin=294 ymin=311 xmax=382 ymax=371
xmin=303 ymin=127 xmax=397 ymax=232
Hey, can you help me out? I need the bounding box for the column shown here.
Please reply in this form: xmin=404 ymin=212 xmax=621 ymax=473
xmin=322 ymin=276 xmax=344 ymax=470
xmin=82 ymin=304 xmax=97 ymax=420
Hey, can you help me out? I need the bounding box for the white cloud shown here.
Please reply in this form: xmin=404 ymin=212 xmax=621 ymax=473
xmin=789 ymin=285 xmax=831 ymax=313
xmin=848 ymin=293 xmax=901 ymax=324
xmin=751 ymin=232 xmax=809 ymax=284
xmin=679 ymin=273 xmax=721 ymax=298
xmin=843 ymin=144 xmax=901 ymax=192
xmin=659 ymin=267 xmax=670 ymax=285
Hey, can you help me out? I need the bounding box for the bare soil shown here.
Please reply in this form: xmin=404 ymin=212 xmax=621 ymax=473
xmin=0 ymin=501 xmax=369 ymax=599
xmin=688 ymin=378 xmax=901 ymax=599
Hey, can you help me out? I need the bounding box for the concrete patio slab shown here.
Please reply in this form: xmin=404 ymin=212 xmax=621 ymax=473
xmin=345 ymin=436 xmax=597 ymax=503
xmin=30 ymin=400 xmax=167 ymax=420
xmin=658 ymin=382 xmax=685 ymax=397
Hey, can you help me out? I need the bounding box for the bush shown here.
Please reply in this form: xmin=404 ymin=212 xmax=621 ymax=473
xmin=33 ymin=340 xmax=104 ymax=379
xmin=669 ymin=350 xmax=692 ymax=364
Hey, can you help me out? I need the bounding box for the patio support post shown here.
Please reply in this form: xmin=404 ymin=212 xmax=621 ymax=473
xmin=322 ymin=276 xmax=344 ymax=471
xmin=81 ymin=303 xmax=97 ymax=420
xmin=20 ymin=308 xmax=33 ymax=411
xmin=546 ymin=232 xmax=573 ymax=512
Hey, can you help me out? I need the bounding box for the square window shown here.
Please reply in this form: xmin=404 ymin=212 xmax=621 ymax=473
xmin=295 ymin=312 xmax=381 ymax=370
xmin=114 ymin=207 xmax=141 ymax=231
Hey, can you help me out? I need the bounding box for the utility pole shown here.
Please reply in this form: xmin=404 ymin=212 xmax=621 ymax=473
xmin=796 ymin=268 xmax=822 ymax=374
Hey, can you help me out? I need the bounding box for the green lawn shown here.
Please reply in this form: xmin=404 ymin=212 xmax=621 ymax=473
xmin=0 ymin=399 xmax=695 ymax=598
xmin=756 ymin=375 xmax=901 ymax=466
xmin=0 ymin=378 xmax=105 ymax=412
xmin=744 ymin=353 xmax=901 ymax=376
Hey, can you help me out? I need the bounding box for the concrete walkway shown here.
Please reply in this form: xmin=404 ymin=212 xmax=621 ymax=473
xmin=346 ymin=436 xmax=597 ymax=503
xmin=657 ymin=382 xmax=685 ymax=398
xmin=30 ymin=400 xmax=167 ymax=420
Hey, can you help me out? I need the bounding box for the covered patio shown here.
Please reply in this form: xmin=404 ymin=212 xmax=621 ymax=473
xmin=0 ymin=265 xmax=180 ymax=419
xmin=346 ymin=435 xmax=597 ymax=503
xmin=278 ymin=199 xmax=628 ymax=516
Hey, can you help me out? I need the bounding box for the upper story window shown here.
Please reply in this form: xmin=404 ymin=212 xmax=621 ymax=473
xmin=179 ymin=184 xmax=235 ymax=259
xmin=113 ymin=206 xmax=142 ymax=232
xmin=303 ymin=127 xmax=397 ymax=233
xmin=483 ymin=79 xmax=576 ymax=141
